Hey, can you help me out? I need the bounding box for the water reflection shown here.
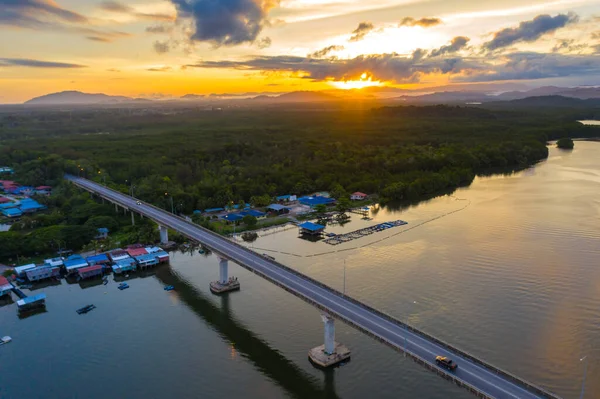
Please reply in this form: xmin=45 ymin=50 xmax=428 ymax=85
xmin=153 ymin=265 xmax=340 ymax=399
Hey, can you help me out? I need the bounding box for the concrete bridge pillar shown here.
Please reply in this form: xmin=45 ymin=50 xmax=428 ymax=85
xmin=131 ymin=212 xmax=135 ymax=226
xmin=308 ymin=314 xmax=351 ymax=368
xmin=115 ymin=203 xmax=118 ymax=212
xmin=210 ymin=256 xmax=240 ymax=294
xmin=159 ymin=225 xmax=169 ymax=244
xmin=323 ymin=315 xmax=335 ymax=355
xmin=219 ymin=258 xmax=228 ymax=284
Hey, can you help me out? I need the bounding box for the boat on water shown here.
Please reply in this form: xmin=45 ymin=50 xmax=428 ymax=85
xmin=76 ymin=304 xmax=96 ymax=314
xmin=118 ymin=283 xmax=129 ymax=290
xmin=164 ymin=285 xmax=175 ymax=291
xmin=326 ymin=233 xmax=337 ymax=237
xmin=102 ymin=276 xmax=109 ymax=285
xmin=1 ymin=336 xmax=12 ymax=345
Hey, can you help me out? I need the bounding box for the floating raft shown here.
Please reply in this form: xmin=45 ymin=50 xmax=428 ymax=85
xmin=324 ymin=220 xmax=408 ymax=246
xmin=76 ymin=304 xmax=96 ymax=314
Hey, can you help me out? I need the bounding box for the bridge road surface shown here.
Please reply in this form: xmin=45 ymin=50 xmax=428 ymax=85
xmin=68 ymin=176 xmax=559 ymax=399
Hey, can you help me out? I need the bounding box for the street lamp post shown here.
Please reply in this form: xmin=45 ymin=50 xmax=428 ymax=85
xmin=343 ymin=259 xmax=346 ymax=296
xmin=580 ymin=356 xmax=588 ymax=399
xmin=404 ymin=300 xmax=417 ymax=356
xmin=165 ymin=192 xmax=174 ymax=214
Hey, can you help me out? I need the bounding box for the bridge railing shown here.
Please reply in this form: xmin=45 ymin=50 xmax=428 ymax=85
xmin=69 ymin=176 xmax=561 ymax=399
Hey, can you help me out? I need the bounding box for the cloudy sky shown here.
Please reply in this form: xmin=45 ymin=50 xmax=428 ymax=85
xmin=1 ymin=0 xmax=599 ymax=102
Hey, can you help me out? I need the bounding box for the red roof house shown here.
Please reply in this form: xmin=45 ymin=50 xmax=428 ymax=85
xmin=126 ymin=248 xmax=148 ymax=257
xmin=350 ymin=192 xmax=368 ymax=200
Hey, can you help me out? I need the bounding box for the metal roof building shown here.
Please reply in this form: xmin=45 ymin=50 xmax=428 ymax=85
xmin=221 ymin=213 xmax=244 ymax=222
xmin=298 ymin=222 xmax=326 ymax=236
xmin=112 ymin=257 xmax=137 ymax=274
xmin=239 ymin=209 xmax=266 ymax=218
xmin=127 ymin=247 xmax=148 ymax=257
xmin=64 ymin=255 xmax=89 ymax=272
xmin=14 ymin=263 xmax=36 ymax=277
xmin=205 ymin=207 xmax=225 ymax=213
xmin=0 ymin=276 xmax=12 ymax=296
xmin=78 ymin=265 xmax=103 ymax=280
xmin=135 ymin=254 xmax=159 ymax=268
xmin=86 ymin=254 xmax=110 ymax=265
xmin=17 ymin=293 xmax=46 ymax=311
xmin=108 ymin=250 xmax=130 ymax=262
xmin=1 ymin=208 xmax=22 ymax=218
xmin=44 ymin=258 xmax=64 ymax=267
xmin=298 ymin=196 xmax=335 ymax=207
xmin=26 ymin=265 xmax=60 ymax=282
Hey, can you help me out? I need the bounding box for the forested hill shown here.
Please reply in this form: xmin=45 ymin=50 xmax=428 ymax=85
xmin=1 ymin=105 xmax=598 ymax=211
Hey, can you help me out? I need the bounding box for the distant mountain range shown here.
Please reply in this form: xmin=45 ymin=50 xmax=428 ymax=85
xmin=24 ymin=90 xmax=340 ymax=105
xmin=23 ymin=86 xmax=600 ymax=106
xmin=25 ymin=91 xmax=151 ymax=105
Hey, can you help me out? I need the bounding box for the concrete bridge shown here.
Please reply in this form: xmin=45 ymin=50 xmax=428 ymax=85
xmin=66 ymin=175 xmax=561 ymax=399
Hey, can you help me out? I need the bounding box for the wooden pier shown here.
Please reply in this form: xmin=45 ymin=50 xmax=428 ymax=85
xmin=324 ymin=220 xmax=407 ymax=246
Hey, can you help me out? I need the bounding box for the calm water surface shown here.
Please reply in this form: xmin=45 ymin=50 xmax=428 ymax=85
xmin=1 ymin=143 xmax=599 ymax=399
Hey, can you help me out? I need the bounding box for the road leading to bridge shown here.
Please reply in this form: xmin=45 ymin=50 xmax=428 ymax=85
xmin=67 ymin=175 xmax=561 ymax=399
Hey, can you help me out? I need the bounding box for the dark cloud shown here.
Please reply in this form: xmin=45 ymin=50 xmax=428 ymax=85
xmin=185 ymin=52 xmax=480 ymax=83
xmin=399 ymin=17 xmax=442 ymax=28
xmin=430 ymin=36 xmax=470 ymax=57
xmin=87 ymin=36 xmax=111 ymax=42
xmin=551 ymin=39 xmax=587 ymax=53
xmin=154 ymin=40 xmax=171 ymax=54
xmin=147 ymin=66 xmax=172 ymax=72
xmin=455 ymin=52 xmax=600 ymax=82
xmin=0 ymin=0 xmax=88 ymax=24
xmin=106 ymin=68 xmax=121 ymax=72
xmin=592 ymin=31 xmax=600 ymax=40
xmin=0 ymin=0 xmax=131 ymax=42
xmin=146 ymin=24 xmax=173 ymax=34
xmin=311 ymin=45 xmax=345 ymax=58
xmin=100 ymin=1 xmax=174 ymax=21
xmin=483 ymin=13 xmax=578 ymax=51
xmin=0 ymin=58 xmax=87 ymax=68
xmin=349 ymin=22 xmax=374 ymax=42
xmin=185 ymin=47 xmax=600 ymax=85
xmin=169 ymin=0 xmax=279 ymax=46
xmin=257 ymin=37 xmax=272 ymax=49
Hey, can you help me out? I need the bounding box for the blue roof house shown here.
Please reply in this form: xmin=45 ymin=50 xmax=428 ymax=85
xmin=2 ymin=208 xmax=22 ymax=218
xmin=239 ymin=209 xmax=266 ymax=218
xmin=95 ymin=228 xmax=109 ymax=239
xmin=267 ymin=204 xmax=290 ymax=214
xmin=298 ymin=222 xmax=326 ymax=236
xmin=221 ymin=213 xmax=244 ymax=223
xmin=298 ymin=196 xmax=335 ymax=207
xmin=19 ymin=198 xmax=46 ymax=213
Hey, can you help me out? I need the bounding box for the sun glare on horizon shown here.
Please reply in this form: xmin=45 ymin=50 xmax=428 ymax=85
xmin=330 ymin=73 xmax=383 ymax=90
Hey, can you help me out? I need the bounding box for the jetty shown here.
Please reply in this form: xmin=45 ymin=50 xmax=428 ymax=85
xmin=324 ymin=220 xmax=408 ymax=245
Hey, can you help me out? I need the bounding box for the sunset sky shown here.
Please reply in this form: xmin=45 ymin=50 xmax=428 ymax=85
xmin=1 ymin=0 xmax=599 ymax=103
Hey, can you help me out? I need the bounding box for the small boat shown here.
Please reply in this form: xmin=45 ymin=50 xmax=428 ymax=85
xmin=326 ymin=233 xmax=337 ymax=237
xmin=102 ymin=276 xmax=109 ymax=285
xmin=19 ymin=284 xmax=33 ymax=289
xmin=164 ymin=285 xmax=175 ymax=291
xmin=198 ymin=249 xmax=205 ymax=254
xmin=1 ymin=336 xmax=12 ymax=345
xmin=76 ymin=304 xmax=96 ymax=314
xmin=118 ymin=282 xmax=129 ymax=290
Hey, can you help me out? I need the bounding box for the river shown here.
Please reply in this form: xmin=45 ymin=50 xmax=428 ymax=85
xmin=1 ymin=142 xmax=599 ymax=399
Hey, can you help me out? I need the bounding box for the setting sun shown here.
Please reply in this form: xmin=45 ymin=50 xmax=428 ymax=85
xmin=330 ymin=73 xmax=383 ymax=90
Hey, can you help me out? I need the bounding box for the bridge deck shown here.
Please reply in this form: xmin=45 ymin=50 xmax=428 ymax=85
xmin=67 ymin=175 xmax=560 ymax=399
